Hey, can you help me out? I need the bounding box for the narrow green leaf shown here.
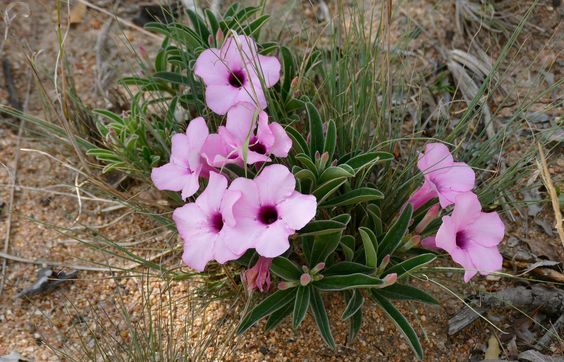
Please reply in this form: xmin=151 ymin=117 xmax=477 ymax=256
xmin=342 ymin=290 xmax=364 ymax=321
xmin=377 ymin=285 xmax=439 ymax=305
xmin=153 ymin=71 xmax=191 ymax=85
xmin=359 ymin=227 xmax=378 ymax=268
xmin=321 ymin=187 xmax=384 ymax=208
xmin=313 ymin=178 xmax=347 ymax=204
xmin=348 ymin=308 xmax=362 ymax=343
xmin=384 ymin=254 xmax=436 ymax=279
xmin=237 ymin=289 xmax=296 ymax=335
xmin=367 ymin=204 xmax=383 ymax=236
xmin=242 ymin=15 xmax=270 ymax=36
xmin=265 ymin=303 xmax=293 ymax=332
xmin=345 ymin=151 xmax=394 ymax=170
xmin=285 ymin=126 xmax=309 ymax=155
xmin=310 ymin=288 xmax=335 ymax=348
xmin=187 ymin=9 xmax=210 ymax=44
xmin=281 ymin=46 xmax=295 ymax=100
xmin=306 ymin=102 xmax=324 ymax=157
xmin=323 ymin=262 xmax=374 ymax=276
xmin=296 ymin=153 xmax=318 ymax=175
xmin=271 ymin=257 xmax=302 ymax=281
xmin=370 ymin=291 xmax=424 ymax=360
xmin=315 ymin=274 xmax=384 ymax=291
xmin=319 ymin=166 xmax=354 ymax=183
xmin=379 ymin=204 xmax=413 ymax=261
xmin=293 ymin=286 xmax=311 ymax=329
xmin=309 ymin=231 xmax=343 ymax=267
xmin=299 ymin=219 xmax=346 ymax=237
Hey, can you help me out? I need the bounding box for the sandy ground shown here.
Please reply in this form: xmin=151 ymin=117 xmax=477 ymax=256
xmin=0 ymin=0 xmax=562 ymax=361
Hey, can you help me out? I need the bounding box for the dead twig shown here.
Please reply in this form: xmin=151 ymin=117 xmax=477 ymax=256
xmin=536 ymin=142 xmax=564 ymax=248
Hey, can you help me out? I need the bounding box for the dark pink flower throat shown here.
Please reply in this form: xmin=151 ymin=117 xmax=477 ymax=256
xmin=211 ymin=213 xmax=224 ymax=232
xmin=455 ymin=230 xmax=469 ymax=249
xmin=228 ymin=69 xmax=245 ymax=88
xmin=258 ymin=205 xmax=278 ymax=225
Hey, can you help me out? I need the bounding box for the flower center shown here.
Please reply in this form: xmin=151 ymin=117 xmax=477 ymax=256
xmin=228 ymin=69 xmax=245 ymax=88
xmin=249 ymin=136 xmax=267 ymax=155
xmin=258 ymin=205 xmax=278 ymax=225
xmin=455 ymin=230 xmax=468 ymax=249
xmin=210 ymin=212 xmax=224 ymax=233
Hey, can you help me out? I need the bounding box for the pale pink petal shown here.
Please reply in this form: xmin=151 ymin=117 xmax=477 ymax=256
xmin=464 ymin=211 xmax=504 ymax=247
xmin=214 ymin=229 xmax=244 ymax=264
xmin=221 ymin=220 xmax=260 ymax=256
xmin=226 ymin=102 xmax=256 ymax=142
xmin=433 ymin=162 xmax=475 ymax=207
xmin=220 ymin=190 xmax=242 ymax=227
xmin=254 ymin=222 xmax=293 ymax=257
xmin=205 ymin=85 xmax=240 ymax=115
xmin=244 ymin=149 xmax=271 ymax=164
xmin=417 ymin=143 xmax=454 ymax=175
xmin=201 ymin=133 xmax=234 ymax=168
xmin=254 ymin=164 xmax=296 ymax=205
xmin=170 ymin=133 xmax=192 ymax=163
xmin=194 ymin=48 xmax=230 ymax=86
xmin=196 ymin=172 xmax=227 ymax=214
xmin=235 ymin=82 xmax=267 ymax=110
xmin=278 ymin=192 xmax=317 ymax=230
xmin=221 ymin=35 xmax=258 ymax=69
xmin=434 ymin=216 xmax=459 ymax=252
xmin=267 ymin=122 xmax=292 ymax=157
xmin=180 ymin=171 xmax=201 ymax=200
xmin=451 ymin=192 xmax=482 ymax=226
xmin=256 ymin=111 xmax=275 ymax=148
xmin=181 ymin=234 xmax=216 ymax=272
xmin=151 ymin=163 xmax=189 ymax=191
xmin=463 ymin=269 xmax=478 ymax=283
xmin=172 ymin=203 xmax=206 ymax=234
xmin=466 ymin=243 xmax=503 ymax=276
xmin=407 ymin=180 xmax=438 ymax=210
xmin=185 ymin=117 xmax=209 ymax=169
xmin=256 ymin=55 xmax=281 ymax=87
xmin=229 ymin=177 xmax=261 ymax=219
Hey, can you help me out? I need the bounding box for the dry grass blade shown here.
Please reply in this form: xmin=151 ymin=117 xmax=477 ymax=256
xmin=536 ymin=143 xmax=564 ymax=248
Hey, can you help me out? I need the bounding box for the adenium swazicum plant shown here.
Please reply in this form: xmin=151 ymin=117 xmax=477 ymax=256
xmin=86 ymin=5 xmax=505 ymax=359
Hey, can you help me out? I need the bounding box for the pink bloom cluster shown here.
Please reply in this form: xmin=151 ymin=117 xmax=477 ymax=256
xmin=409 ymin=143 xmax=505 ymax=282
xmin=151 ymin=35 xmax=317 ymax=274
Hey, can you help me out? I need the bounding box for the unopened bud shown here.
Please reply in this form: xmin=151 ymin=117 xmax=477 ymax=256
xmin=415 ymin=204 xmax=440 ymax=234
xmin=215 ymin=29 xmax=224 ymax=45
xmin=290 ymin=76 xmax=299 ymax=89
xmin=278 ymin=281 xmax=298 ymax=290
xmin=382 ymin=273 xmax=397 ymax=286
xmin=300 ymin=273 xmax=312 ymax=286
xmin=376 ymin=255 xmax=391 ymax=276
xmin=310 ymin=262 xmax=326 ymax=274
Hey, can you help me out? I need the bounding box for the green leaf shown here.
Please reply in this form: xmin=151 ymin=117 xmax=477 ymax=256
xmin=280 ymin=46 xmax=295 ymax=100
xmin=367 ymin=204 xmax=383 ymax=236
xmin=295 ymin=153 xmax=318 ymax=175
xmin=379 ymin=204 xmax=413 ymax=261
xmin=359 ymin=227 xmax=378 ymax=268
xmin=237 ymin=289 xmax=296 ymax=335
xmin=323 ymin=261 xmax=374 ymax=276
xmin=315 ymin=273 xmax=384 ymax=291
xmin=319 ymin=166 xmax=355 ymax=183
xmin=204 ymin=9 xmax=219 ymax=38
xmin=310 ymin=288 xmax=335 ymax=348
xmin=345 ymin=151 xmax=394 ymax=170
xmin=271 ymin=257 xmax=302 ymax=281
xmin=370 ymin=291 xmax=424 ymax=360
xmin=348 ymin=308 xmax=362 ymax=343
xmin=323 ymin=120 xmax=337 ymax=161
xmin=306 ymin=102 xmax=324 ymax=157
xmin=376 ymin=284 xmax=439 ymax=305
xmin=321 ymin=187 xmax=384 ymax=208
xmin=242 ymin=15 xmax=270 ymax=36
xmin=265 ymin=303 xmax=293 ymax=332
xmin=299 ymin=219 xmax=346 ymax=237
xmin=309 ymin=232 xmax=342 ymax=267
xmin=313 ymin=178 xmax=347 ymax=204
xmin=285 ymin=126 xmax=309 ymax=155
xmin=187 ymin=9 xmax=210 ymax=45
xmin=384 ymin=254 xmax=436 ymax=279
xmin=342 ymin=290 xmax=364 ymax=321
xmin=153 ymin=71 xmax=191 ymax=85
xmin=293 ymin=286 xmax=311 ymax=329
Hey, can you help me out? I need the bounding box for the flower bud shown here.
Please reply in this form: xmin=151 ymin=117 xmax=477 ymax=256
xmin=215 ymin=29 xmax=224 ymax=44
xmin=278 ymin=281 xmax=298 ymax=290
xmin=415 ymin=204 xmax=440 ymax=234
xmin=310 ymin=262 xmax=326 ymax=274
xmin=382 ymin=273 xmax=397 ymax=286
xmin=300 ymin=273 xmax=312 ymax=286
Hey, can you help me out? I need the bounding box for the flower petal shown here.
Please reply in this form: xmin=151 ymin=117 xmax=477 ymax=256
xmin=256 ymin=54 xmax=281 ymax=87
xmin=256 ymin=111 xmax=275 ymax=148
xmin=254 ymin=222 xmax=292 ymax=257
xmin=220 ymin=189 xmax=242 ymax=227
xmin=221 ymin=35 xmax=258 ymax=69
xmin=201 ymin=133 xmax=234 ymax=168
xmin=466 ymin=243 xmax=503 ymax=276
xmin=237 ymin=82 xmax=267 ymax=110
xmin=464 ymin=211 xmax=504 ymax=248
xmin=229 ymin=177 xmax=261 ymax=220
xmin=181 ymin=234 xmax=216 ymax=272
xmin=221 ymin=220 xmax=260 ymax=256
xmin=151 ymin=163 xmax=189 ymax=192
xmin=205 ymin=85 xmax=240 ymax=115
xmin=278 ymin=192 xmax=317 ymax=230
xmin=254 ymin=164 xmax=296 ymax=205
xmin=434 ymin=216 xmax=458 ymax=252
xmin=196 ymin=172 xmax=227 ymax=214
xmin=214 ymin=229 xmax=244 ymax=264
xmin=433 ymin=162 xmax=475 ymax=207
xmin=407 ymin=179 xmax=438 ymax=211
xmin=180 ymin=171 xmax=201 ymax=200
xmin=417 ymin=143 xmax=454 ymax=175
xmin=226 ymin=102 xmax=256 ymax=142
xmin=185 ymin=117 xmax=209 ymax=169
xmin=451 ymin=192 xmax=482 ymax=226
xmin=267 ymin=122 xmax=292 ymax=158
xmin=194 ymin=48 xmax=230 ymax=86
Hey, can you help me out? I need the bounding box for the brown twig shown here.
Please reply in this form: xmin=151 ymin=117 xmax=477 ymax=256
xmin=536 ymin=142 xmax=564 ymax=248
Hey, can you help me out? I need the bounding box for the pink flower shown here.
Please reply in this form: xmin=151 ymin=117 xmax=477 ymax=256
xmin=228 ymin=164 xmax=317 ymax=258
xmin=242 ymin=256 xmax=272 ymax=293
xmin=203 ymin=102 xmax=291 ymax=167
xmin=435 ymin=192 xmax=504 ymax=282
xmin=408 ymin=143 xmax=475 ymax=209
xmin=194 ymin=35 xmax=281 ymax=115
xmin=173 ymin=172 xmax=244 ymax=272
xmin=151 ymin=117 xmax=210 ymax=200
